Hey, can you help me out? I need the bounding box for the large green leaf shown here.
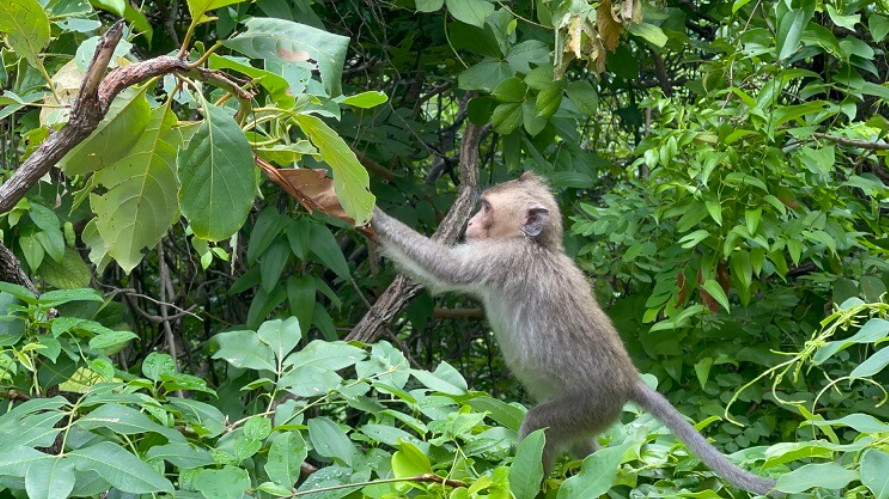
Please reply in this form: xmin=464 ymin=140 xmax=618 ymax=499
xmin=557 ymin=442 xmax=631 ymax=499
xmin=194 ymin=466 xmax=250 ymax=499
xmin=24 ymin=457 xmax=75 ymax=499
xmin=862 ymin=450 xmax=889 ymax=499
xmin=265 ymin=432 xmax=308 ymax=487
xmin=445 ymin=0 xmax=494 ymax=27
xmin=509 ymin=430 xmax=545 ymax=499
xmin=69 ymin=442 xmax=174 ymax=494
xmin=224 ymin=17 xmax=349 ymax=96
xmin=211 ymin=330 xmax=277 ymax=372
xmin=775 ymin=0 xmax=815 ymax=60
xmin=89 ymin=105 xmax=182 ymax=272
xmin=60 ymin=87 xmax=152 ymax=175
xmin=0 ymin=0 xmax=50 ymax=71
xmin=308 ymin=417 xmax=356 ymax=466
xmin=293 ymin=115 xmax=375 ymax=225
xmin=257 ymin=317 xmax=302 ymax=363
xmin=177 ymin=104 xmax=255 ymax=241
xmin=774 ymin=462 xmax=857 ymax=493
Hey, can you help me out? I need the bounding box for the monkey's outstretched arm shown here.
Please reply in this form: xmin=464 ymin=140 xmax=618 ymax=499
xmin=372 ymin=208 xmax=487 ymax=293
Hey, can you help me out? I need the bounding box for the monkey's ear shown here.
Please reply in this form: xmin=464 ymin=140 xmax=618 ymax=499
xmin=522 ymin=205 xmax=550 ymax=238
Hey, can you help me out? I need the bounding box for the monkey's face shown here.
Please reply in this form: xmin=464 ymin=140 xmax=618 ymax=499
xmin=465 ymin=193 xmax=528 ymax=242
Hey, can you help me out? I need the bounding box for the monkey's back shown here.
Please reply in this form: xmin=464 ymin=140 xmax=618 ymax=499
xmin=477 ymin=240 xmax=638 ymax=403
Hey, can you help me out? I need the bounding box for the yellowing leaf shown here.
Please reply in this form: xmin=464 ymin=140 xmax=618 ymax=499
xmin=0 ymin=0 xmax=50 ymax=71
xmin=90 ymin=105 xmax=182 ymax=273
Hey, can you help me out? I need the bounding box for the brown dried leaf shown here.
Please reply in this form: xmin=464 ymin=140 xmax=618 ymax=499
xmin=256 ymin=158 xmax=375 ymax=235
xmin=597 ymin=0 xmax=623 ymax=52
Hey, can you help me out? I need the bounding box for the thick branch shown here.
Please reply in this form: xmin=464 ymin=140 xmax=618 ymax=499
xmin=0 ymin=242 xmax=39 ymax=294
xmin=346 ymin=123 xmax=483 ymax=343
xmin=813 ymin=133 xmax=889 ymax=151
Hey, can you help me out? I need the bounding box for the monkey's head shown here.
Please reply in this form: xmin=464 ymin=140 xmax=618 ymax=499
xmin=465 ymin=172 xmax=563 ymax=250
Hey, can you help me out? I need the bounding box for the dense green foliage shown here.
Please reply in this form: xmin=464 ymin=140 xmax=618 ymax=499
xmin=1 ymin=0 xmax=889 ymax=498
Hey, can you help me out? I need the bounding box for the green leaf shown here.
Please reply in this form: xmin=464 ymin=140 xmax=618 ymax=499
xmin=627 ymin=22 xmax=668 ymax=47
xmin=212 ymin=330 xmax=277 ymax=372
xmin=69 ymin=442 xmax=174 ymax=494
xmin=257 ymin=317 xmax=302 ymax=363
xmin=265 ymin=432 xmax=308 ymax=487
xmin=77 ymin=404 xmax=185 ymax=443
xmin=492 ymin=103 xmax=523 ymax=134
xmin=194 ymin=466 xmax=251 ymax=499
xmin=410 ymin=362 xmax=468 ymax=395
xmin=466 ymin=397 xmax=524 ymax=431
xmin=558 ymin=442 xmax=631 ymax=499
xmin=0 ymin=0 xmax=50 ymax=71
xmin=825 ymin=4 xmax=859 ymax=31
xmin=339 ymin=91 xmax=388 ymax=108
xmin=307 ymin=417 xmax=355 ymax=466
xmin=308 ymin=223 xmax=352 ymax=279
xmin=702 ymin=279 xmax=730 ymax=312
xmin=775 ymin=0 xmax=815 ymax=60
xmin=142 ymin=352 xmax=176 ymax=381
xmin=870 ymin=15 xmax=889 ymax=43
xmin=813 ymin=318 xmax=889 ymax=364
xmin=25 ymin=457 xmax=75 ymax=499
xmin=186 ymin=0 xmax=247 ymax=20
xmin=90 ymin=0 xmax=124 ymax=16
xmin=177 ymin=104 xmax=255 ymax=241
xmin=293 ymin=115 xmax=375 ymax=226
xmin=850 ymin=347 xmax=889 ymax=378
xmin=862 ymin=450 xmax=889 ymax=499
xmin=224 ymin=17 xmax=349 ymax=96
xmin=286 ymin=275 xmax=315 ymax=332
xmin=705 ymin=200 xmax=723 ymax=225
xmin=0 ymin=446 xmax=50 ymax=476
xmin=391 ymin=442 xmax=431 ymax=477
xmin=61 ymin=88 xmax=152 ymax=175
xmin=278 ymin=365 xmax=342 ymax=396
xmin=565 ymin=80 xmax=598 ymax=116
xmin=492 ymin=78 xmax=527 ymax=103
xmin=260 ymin=240 xmax=290 ymax=292
xmin=774 ymin=462 xmax=857 ymax=494
xmin=283 ymin=340 xmax=366 ymax=370
xmin=91 ymin=105 xmax=182 ymax=273
xmin=510 ymin=429 xmax=545 ymax=499
xmin=458 ymin=59 xmax=514 ymax=92
xmin=416 ymin=0 xmax=444 ymax=12
xmin=445 ymin=0 xmax=494 ymax=27
xmin=506 ymin=40 xmax=550 ymax=73
xmin=38 ymin=249 xmax=92 ymax=289
xmin=145 ymin=443 xmax=215 ymax=469
xmin=88 ymin=330 xmax=138 ymax=350
xmin=536 ymin=86 xmax=562 ymax=117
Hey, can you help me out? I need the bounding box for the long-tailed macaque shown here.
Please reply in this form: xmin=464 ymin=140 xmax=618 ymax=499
xmin=371 ymin=172 xmax=777 ymax=496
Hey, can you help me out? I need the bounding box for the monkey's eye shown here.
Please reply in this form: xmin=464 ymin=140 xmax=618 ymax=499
xmin=481 ymin=200 xmax=491 ymax=213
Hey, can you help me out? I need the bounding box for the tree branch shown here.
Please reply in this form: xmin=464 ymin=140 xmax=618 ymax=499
xmin=346 ymin=123 xmax=483 ymax=343
xmin=0 ymin=242 xmax=38 ymax=294
xmin=813 ymin=133 xmax=889 ymax=151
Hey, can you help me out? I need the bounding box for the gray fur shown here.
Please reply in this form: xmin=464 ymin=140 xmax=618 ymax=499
xmin=372 ymin=199 xmax=777 ymax=497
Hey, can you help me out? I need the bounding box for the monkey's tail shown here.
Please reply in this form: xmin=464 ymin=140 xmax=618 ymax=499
xmin=631 ymin=381 xmax=778 ymax=497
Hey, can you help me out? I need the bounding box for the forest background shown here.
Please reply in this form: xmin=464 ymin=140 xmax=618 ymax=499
xmin=0 ymin=0 xmax=889 ymax=497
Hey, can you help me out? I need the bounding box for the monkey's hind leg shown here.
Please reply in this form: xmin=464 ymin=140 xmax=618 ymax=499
xmin=569 ymin=438 xmax=599 ymax=460
xmin=519 ymin=394 xmax=619 ymax=472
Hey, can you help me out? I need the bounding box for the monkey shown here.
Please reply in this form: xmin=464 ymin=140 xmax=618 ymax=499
xmin=370 ymin=172 xmax=778 ymax=496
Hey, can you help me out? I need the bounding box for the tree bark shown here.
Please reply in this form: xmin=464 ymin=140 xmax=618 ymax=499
xmin=346 ymin=123 xmax=483 ymax=343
